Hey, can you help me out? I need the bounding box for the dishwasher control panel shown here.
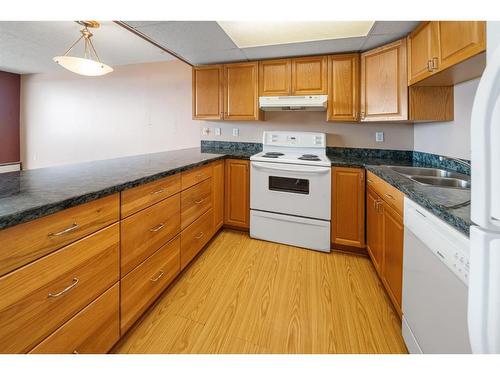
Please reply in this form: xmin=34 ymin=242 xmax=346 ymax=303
xmin=404 ymin=198 xmax=470 ymax=285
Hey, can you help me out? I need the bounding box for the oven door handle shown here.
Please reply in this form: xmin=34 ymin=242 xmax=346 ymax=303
xmin=252 ymin=161 xmax=330 ymax=174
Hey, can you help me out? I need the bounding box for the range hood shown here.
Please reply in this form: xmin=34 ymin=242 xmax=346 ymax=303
xmin=259 ymin=95 xmax=328 ymax=112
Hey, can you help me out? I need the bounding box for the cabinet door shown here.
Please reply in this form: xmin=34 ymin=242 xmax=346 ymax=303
xmin=331 ymin=167 xmax=365 ymax=248
xmin=366 ymin=187 xmax=383 ymax=274
xmin=360 ymin=39 xmax=408 ymax=121
xmin=224 ymin=62 xmax=260 ymax=120
xmin=192 ymin=65 xmax=223 ymax=120
xmin=291 ymin=56 xmax=328 ymax=95
xmin=212 ymin=160 xmax=224 ymax=232
xmin=224 ymin=159 xmax=250 ymax=229
xmin=327 ymin=54 xmax=360 ymax=121
xmin=436 ymin=21 xmax=486 ymax=72
xmin=381 ymin=202 xmax=404 ymax=315
xmin=259 ymin=59 xmax=291 ymax=96
xmin=408 ymin=22 xmax=439 ymax=85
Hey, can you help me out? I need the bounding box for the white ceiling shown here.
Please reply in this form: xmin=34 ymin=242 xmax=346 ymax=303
xmin=0 ymin=21 xmax=176 ymax=74
xmin=0 ymin=21 xmax=420 ymax=74
xmin=124 ymin=21 xmax=420 ymax=65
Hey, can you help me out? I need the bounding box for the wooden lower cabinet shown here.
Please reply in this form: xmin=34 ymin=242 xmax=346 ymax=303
xmin=181 ymin=209 xmax=214 ymax=269
xmin=331 ymin=167 xmax=365 ymax=249
xmin=212 ymin=160 xmax=224 ymax=232
xmin=366 ymin=179 xmax=404 ymax=316
xmin=181 ymin=178 xmax=212 ymax=229
xmin=224 ymin=159 xmax=250 ymax=229
xmin=30 ymin=283 xmax=120 ymax=354
xmin=120 ymin=236 xmax=181 ymax=333
xmin=381 ymin=202 xmax=404 ymax=315
xmin=366 ymin=187 xmax=384 ymax=273
xmin=0 ymin=224 xmax=119 ymax=353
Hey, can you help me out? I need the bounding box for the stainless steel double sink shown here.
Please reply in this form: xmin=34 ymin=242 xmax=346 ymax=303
xmin=385 ymin=166 xmax=471 ymax=190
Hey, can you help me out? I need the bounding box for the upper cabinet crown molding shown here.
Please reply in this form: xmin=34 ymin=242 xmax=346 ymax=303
xmin=408 ymin=21 xmax=486 ymax=86
xmin=360 ymin=39 xmax=408 ymax=122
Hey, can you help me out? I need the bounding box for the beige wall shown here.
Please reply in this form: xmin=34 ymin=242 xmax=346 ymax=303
xmin=201 ymin=112 xmax=414 ymax=150
xmin=21 ymin=60 xmax=200 ymax=169
xmin=413 ymin=78 xmax=479 ymax=160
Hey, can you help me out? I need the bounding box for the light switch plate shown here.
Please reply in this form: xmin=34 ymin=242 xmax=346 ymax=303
xmin=202 ymin=127 xmax=210 ymax=136
xmin=376 ymin=131 xmax=384 ymax=142
xmin=232 ymin=128 xmax=239 ymax=137
xmin=215 ymin=128 xmax=221 ymax=136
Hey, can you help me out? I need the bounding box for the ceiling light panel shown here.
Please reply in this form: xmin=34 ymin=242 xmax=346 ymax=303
xmin=217 ymin=21 xmax=375 ymax=48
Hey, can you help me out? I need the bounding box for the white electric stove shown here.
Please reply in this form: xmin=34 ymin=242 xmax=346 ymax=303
xmin=250 ymin=131 xmax=331 ymax=252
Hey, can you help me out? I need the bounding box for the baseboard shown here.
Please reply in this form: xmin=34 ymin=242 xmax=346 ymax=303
xmin=331 ymin=242 xmax=368 ymax=257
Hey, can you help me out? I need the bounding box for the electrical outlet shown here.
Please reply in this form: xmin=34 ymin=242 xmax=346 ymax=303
xmin=232 ymin=128 xmax=239 ymax=137
xmin=202 ymin=127 xmax=210 ymax=136
xmin=215 ymin=128 xmax=221 ymax=136
xmin=376 ymin=131 xmax=384 ymax=142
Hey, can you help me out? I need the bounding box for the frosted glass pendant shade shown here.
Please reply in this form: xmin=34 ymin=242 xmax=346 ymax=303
xmin=53 ymin=56 xmax=113 ymax=76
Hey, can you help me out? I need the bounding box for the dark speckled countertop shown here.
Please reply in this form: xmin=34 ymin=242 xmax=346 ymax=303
xmin=0 ymin=145 xmax=471 ymax=237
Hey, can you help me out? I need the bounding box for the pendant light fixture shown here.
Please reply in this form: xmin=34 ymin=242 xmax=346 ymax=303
xmin=53 ymin=21 xmax=113 ymax=76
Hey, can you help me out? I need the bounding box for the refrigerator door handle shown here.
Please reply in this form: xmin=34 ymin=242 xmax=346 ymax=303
xmin=471 ymin=45 xmax=500 ymax=230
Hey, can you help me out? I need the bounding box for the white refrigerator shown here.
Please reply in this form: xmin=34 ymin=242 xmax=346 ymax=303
xmin=468 ymin=42 xmax=500 ymax=354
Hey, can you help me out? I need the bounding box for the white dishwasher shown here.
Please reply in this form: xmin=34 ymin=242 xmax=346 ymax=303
xmin=402 ymin=198 xmax=471 ymax=354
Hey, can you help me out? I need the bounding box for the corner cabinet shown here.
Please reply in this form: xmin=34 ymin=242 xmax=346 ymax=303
xmin=192 ymin=65 xmax=223 ymax=120
xmin=327 ymin=54 xmax=360 ymax=122
xmin=331 ymin=167 xmax=365 ymax=249
xmin=407 ymin=22 xmax=439 ymax=85
xmin=360 ymin=39 xmax=408 ymax=122
xmin=192 ymin=62 xmax=260 ymax=121
xmin=224 ymin=159 xmax=250 ymax=230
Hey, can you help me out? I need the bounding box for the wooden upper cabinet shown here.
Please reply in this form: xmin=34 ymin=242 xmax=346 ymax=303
xmin=291 ymin=56 xmax=328 ymax=95
xmin=224 ymin=62 xmax=260 ymax=121
xmin=360 ymin=38 xmax=408 ymax=122
xmin=331 ymin=167 xmax=365 ymax=248
xmin=259 ymin=59 xmax=291 ymax=96
xmin=192 ymin=65 xmax=223 ymax=120
xmin=408 ymin=22 xmax=439 ymax=85
xmin=224 ymin=159 xmax=250 ymax=230
xmin=327 ymin=54 xmax=360 ymax=122
xmin=436 ymin=21 xmax=486 ymax=72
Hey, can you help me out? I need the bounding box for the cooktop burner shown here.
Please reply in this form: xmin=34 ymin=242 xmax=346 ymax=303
xmin=298 ymin=154 xmax=320 ymax=161
xmin=262 ymin=154 xmax=279 ymax=158
xmin=264 ymin=152 xmax=285 ymax=156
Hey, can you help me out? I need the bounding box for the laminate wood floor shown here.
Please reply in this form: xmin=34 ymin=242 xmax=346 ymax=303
xmin=113 ymin=230 xmax=407 ymax=354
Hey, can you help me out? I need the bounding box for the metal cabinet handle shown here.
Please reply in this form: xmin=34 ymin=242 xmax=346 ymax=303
xmin=48 ymin=223 xmax=78 ymax=237
xmin=194 ymin=198 xmax=204 ymax=204
xmin=385 ymin=193 xmax=395 ymax=200
xmin=427 ymin=60 xmax=433 ymax=72
xmin=360 ymin=111 xmax=365 ymax=120
xmin=152 ymin=188 xmax=166 ymax=195
xmin=196 ymin=173 xmax=205 ymax=178
xmin=195 ymin=232 xmax=204 ymax=240
xmin=367 ymin=178 xmax=373 ymax=184
xmin=432 ymin=57 xmax=439 ymax=70
xmin=73 ymin=350 xmax=79 ymax=354
xmin=150 ymin=270 xmax=164 ymax=282
xmin=150 ymin=223 xmax=165 ymax=232
xmin=375 ymin=200 xmax=384 ymax=213
xmin=48 ymin=277 xmax=79 ymax=298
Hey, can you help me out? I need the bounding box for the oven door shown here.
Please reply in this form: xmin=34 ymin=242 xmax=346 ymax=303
xmin=250 ymin=161 xmax=331 ymax=220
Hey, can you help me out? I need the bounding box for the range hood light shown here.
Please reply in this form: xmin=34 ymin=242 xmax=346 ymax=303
xmin=53 ymin=21 xmax=113 ymax=77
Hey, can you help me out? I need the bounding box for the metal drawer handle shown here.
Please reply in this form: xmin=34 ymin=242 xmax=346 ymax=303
xmin=150 ymin=270 xmax=164 ymax=282
xmin=150 ymin=223 xmax=165 ymax=232
xmin=367 ymin=179 xmax=373 ymax=184
xmin=73 ymin=350 xmax=79 ymax=354
xmin=152 ymin=188 xmax=166 ymax=195
xmin=432 ymin=57 xmax=439 ymax=70
xmin=196 ymin=173 xmax=205 ymax=178
xmin=385 ymin=193 xmax=395 ymax=200
xmin=48 ymin=223 xmax=78 ymax=237
xmin=195 ymin=232 xmax=204 ymax=240
xmin=48 ymin=277 xmax=79 ymax=298
xmin=194 ymin=198 xmax=204 ymax=204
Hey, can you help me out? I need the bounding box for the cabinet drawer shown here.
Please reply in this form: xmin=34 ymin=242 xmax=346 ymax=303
xmin=0 ymin=194 xmax=119 ymax=277
xmin=0 ymin=224 xmax=119 ymax=353
xmin=181 ymin=209 xmax=213 ymax=270
xmin=181 ymin=178 xmax=212 ymax=229
xmin=121 ymin=194 xmax=180 ymax=276
xmin=181 ymin=164 xmax=212 ymax=190
xmin=121 ymin=174 xmax=181 ymax=218
xmin=30 ymin=283 xmax=120 ymax=354
xmin=366 ymin=171 xmax=404 ymax=215
xmin=121 ymin=236 xmax=181 ymax=332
